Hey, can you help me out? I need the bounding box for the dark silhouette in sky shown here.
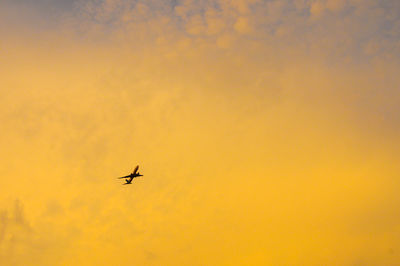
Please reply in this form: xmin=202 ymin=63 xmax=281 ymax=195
xmin=118 ymin=165 xmax=143 ymax=185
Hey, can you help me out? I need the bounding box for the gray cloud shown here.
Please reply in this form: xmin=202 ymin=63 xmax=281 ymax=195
xmin=1 ymin=1 xmax=400 ymax=265
xmin=64 ymin=0 xmax=400 ymax=62
xmin=2 ymin=0 xmax=76 ymax=11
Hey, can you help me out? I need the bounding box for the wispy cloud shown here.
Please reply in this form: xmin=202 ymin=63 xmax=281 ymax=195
xmin=0 ymin=0 xmax=400 ymax=265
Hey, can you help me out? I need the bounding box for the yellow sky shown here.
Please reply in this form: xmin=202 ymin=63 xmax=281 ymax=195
xmin=1 ymin=0 xmax=400 ymax=265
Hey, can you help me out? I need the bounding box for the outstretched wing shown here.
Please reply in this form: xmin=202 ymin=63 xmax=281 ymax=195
xmin=118 ymin=175 xmax=132 ymax=179
xmin=132 ymin=165 xmax=139 ymax=175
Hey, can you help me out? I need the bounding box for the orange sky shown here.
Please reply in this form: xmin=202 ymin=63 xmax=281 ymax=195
xmin=1 ymin=1 xmax=400 ymax=265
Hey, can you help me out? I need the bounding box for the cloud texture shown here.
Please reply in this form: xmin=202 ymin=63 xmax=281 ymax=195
xmin=1 ymin=0 xmax=400 ymax=265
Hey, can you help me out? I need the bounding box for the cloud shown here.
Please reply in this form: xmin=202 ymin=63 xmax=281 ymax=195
xmin=0 ymin=200 xmax=32 ymax=264
xmin=1 ymin=0 xmax=400 ymax=265
xmin=234 ymin=16 xmax=252 ymax=34
xmin=54 ymin=0 xmax=400 ymax=65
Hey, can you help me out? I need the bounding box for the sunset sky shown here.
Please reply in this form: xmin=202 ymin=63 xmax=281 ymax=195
xmin=1 ymin=0 xmax=400 ymax=265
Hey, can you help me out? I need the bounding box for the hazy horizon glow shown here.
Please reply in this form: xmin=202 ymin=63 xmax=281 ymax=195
xmin=1 ymin=0 xmax=400 ymax=265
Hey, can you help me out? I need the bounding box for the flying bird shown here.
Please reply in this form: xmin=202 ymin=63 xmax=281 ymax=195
xmin=118 ymin=165 xmax=143 ymax=185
